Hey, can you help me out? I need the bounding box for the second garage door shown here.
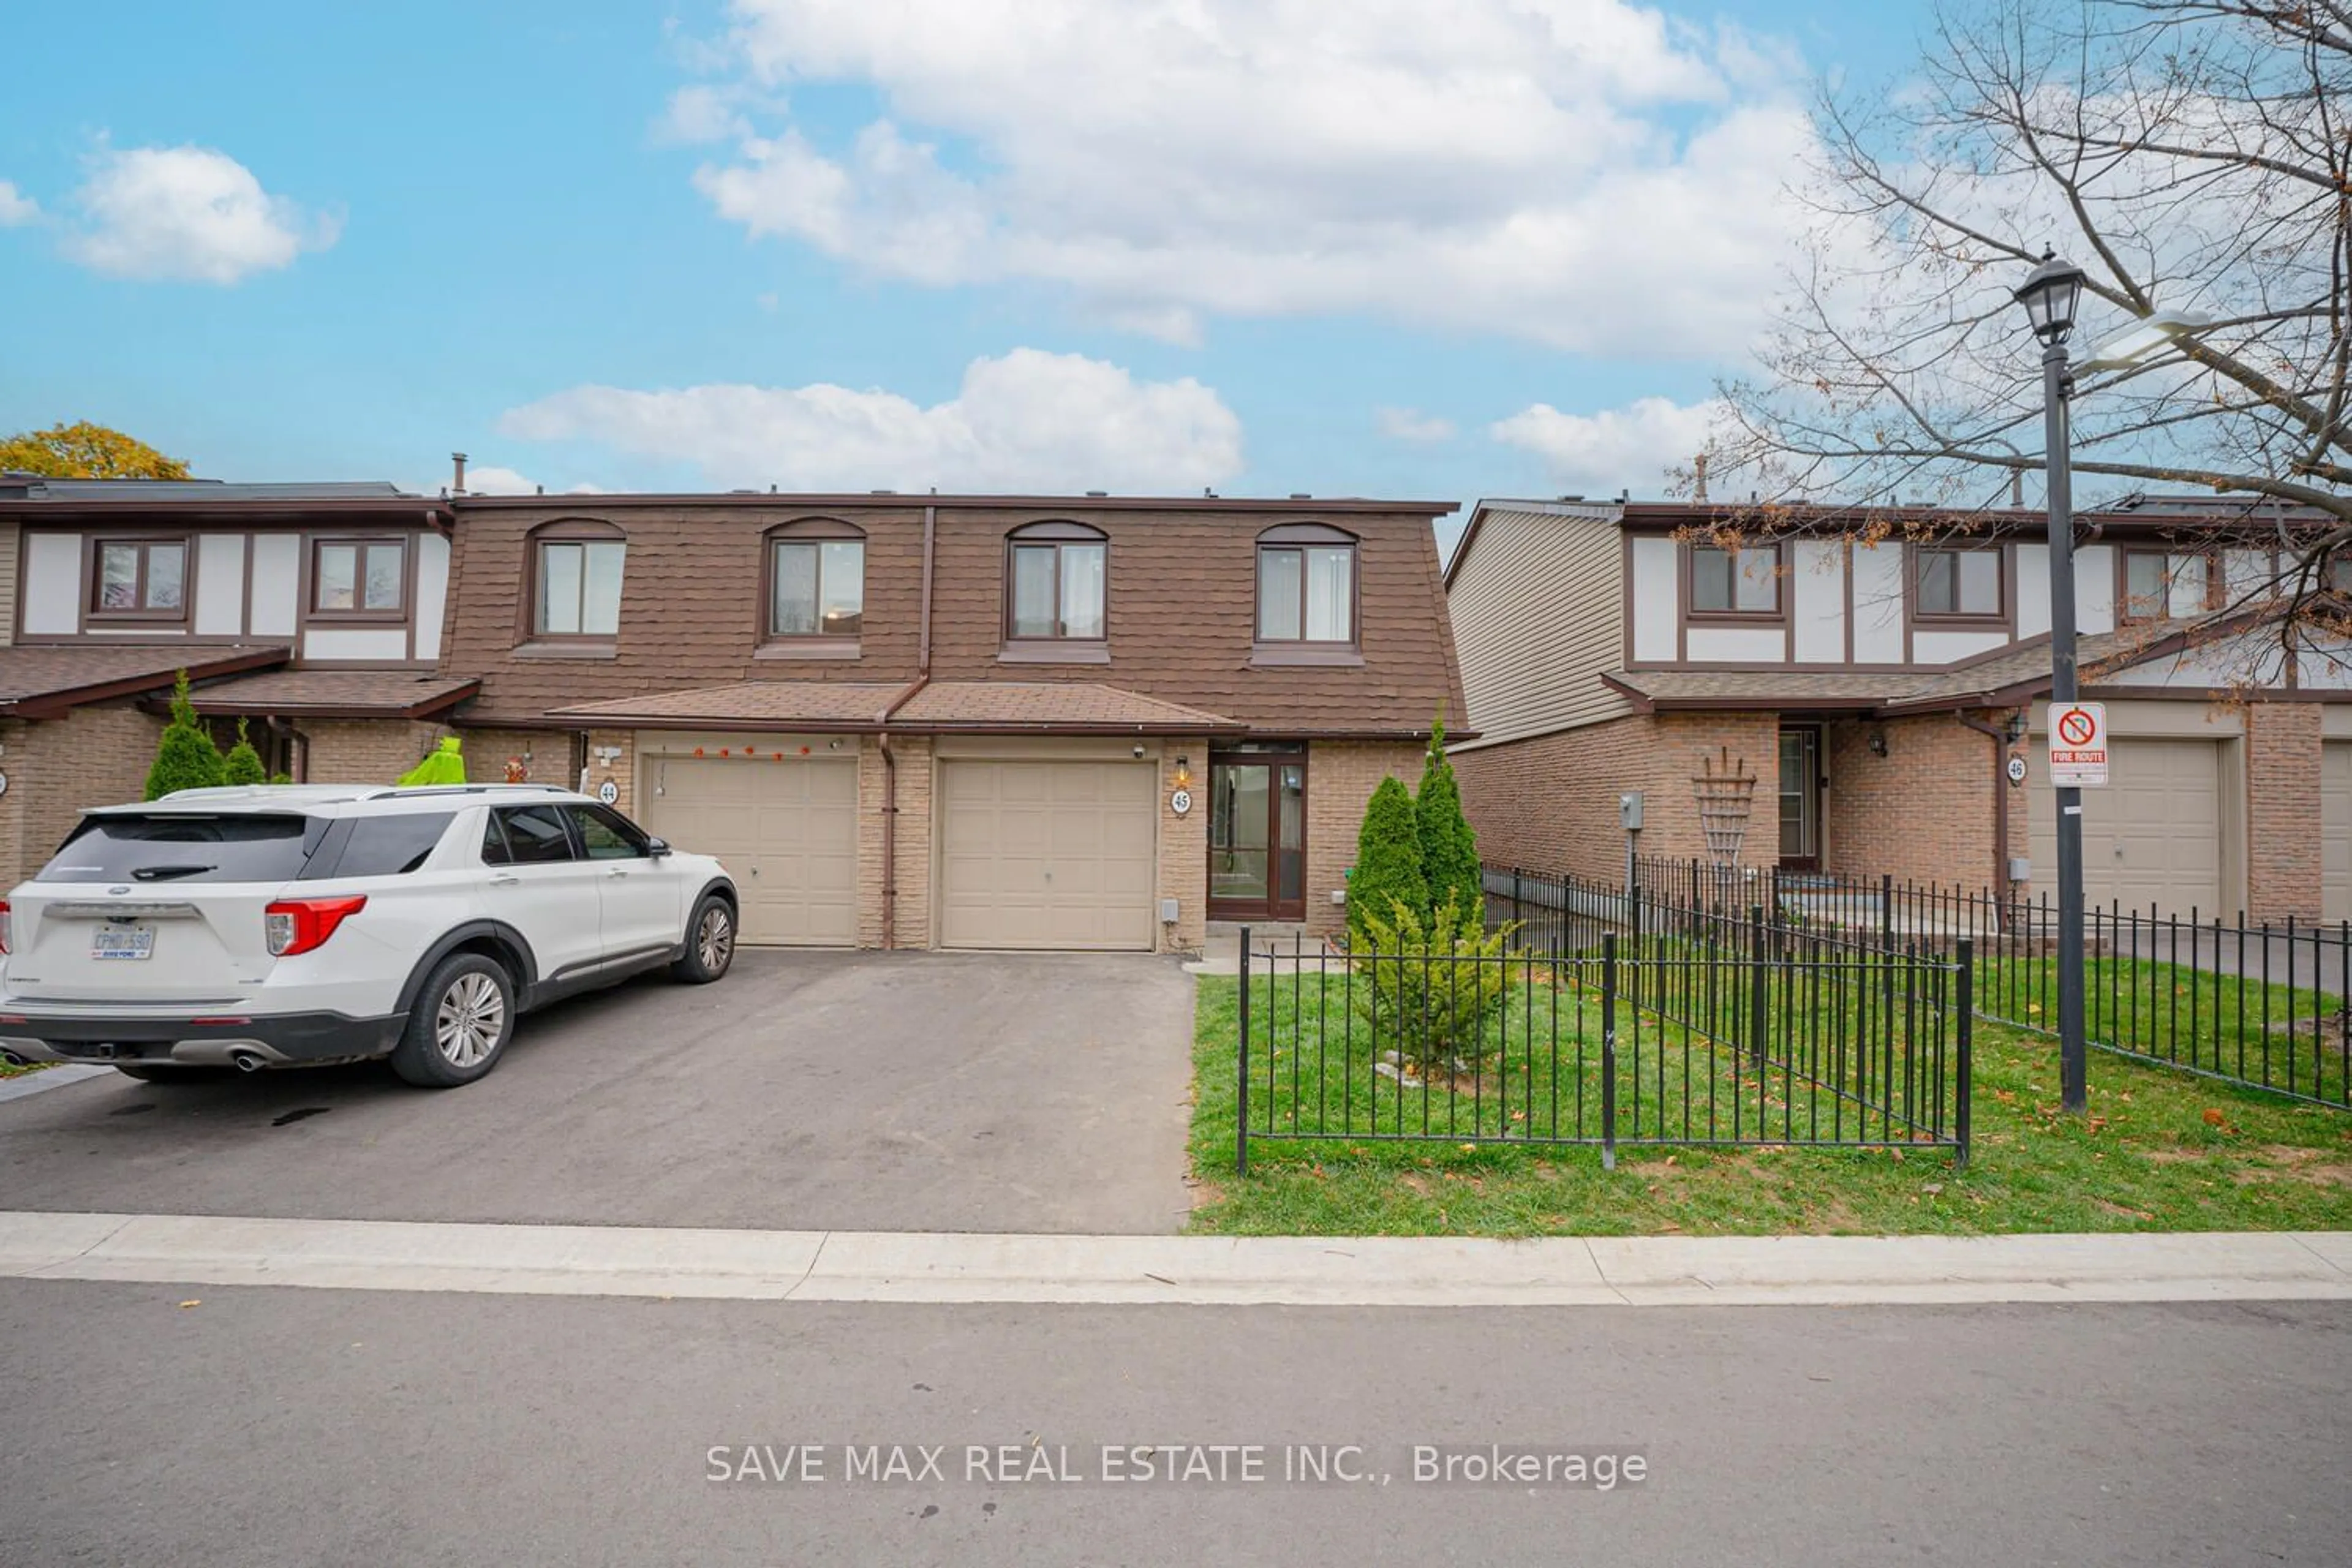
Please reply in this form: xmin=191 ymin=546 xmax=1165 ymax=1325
xmin=2324 ymin=741 xmax=2352 ymax=924
xmin=641 ymin=755 xmax=859 ymax=946
xmin=938 ymin=760 xmax=1156 ymax=950
xmin=2028 ymin=735 xmax=2223 ymax=914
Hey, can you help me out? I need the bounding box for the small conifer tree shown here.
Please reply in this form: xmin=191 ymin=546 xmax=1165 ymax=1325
xmin=143 ymin=671 xmax=227 ymax=801
xmin=1414 ymin=714 xmax=1485 ymax=927
xmin=1349 ymin=775 xmax=1427 ymax=949
xmin=222 ymin=717 xmax=268 ymax=787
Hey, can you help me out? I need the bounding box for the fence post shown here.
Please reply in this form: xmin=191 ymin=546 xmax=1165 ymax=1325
xmin=1955 ymin=938 xmax=1974 ymax=1169
xmin=1749 ymin=903 xmax=1769 ymax=1068
xmin=1236 ymin=925 xmax=1252 ymax=1175
xmin=1600 ymin=932 xmax=1619 ymax=1172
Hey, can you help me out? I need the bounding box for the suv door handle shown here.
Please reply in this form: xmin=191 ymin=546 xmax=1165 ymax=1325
xmin=490 ymin=874 xmax=521 ymax=887
xmin=606 ymin=867 xmax=628 ymax=878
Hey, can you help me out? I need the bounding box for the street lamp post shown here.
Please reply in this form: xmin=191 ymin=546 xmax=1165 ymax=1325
xmin=2015 ymin=250 xmax=2090 ymax=1114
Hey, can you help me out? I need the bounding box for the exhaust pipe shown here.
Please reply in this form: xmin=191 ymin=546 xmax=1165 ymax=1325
xmin=230 ymin=1050 xmax=266 ymax=1074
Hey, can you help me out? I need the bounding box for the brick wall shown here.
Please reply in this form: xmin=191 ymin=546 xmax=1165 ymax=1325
xmin=1305 ymin=739 xmax=1427 ymax=940
xmin=452 ymin=726 xmax=575 ymax=787
xmin=856 ymin=734 xmax=934 ymax=950
xmin=0 ymin=704 xmax=163 ymax=888
xmin=2245 ymin=701 xmax=2322 ymax=920
xmin=1158 ymin=739 xmax=1209 ymax=952
xmin=302 ymin=720 xmax=443 ymax=785
xmin=1453 ymin=712 xmax=1778 ymax=883
xmin=1822 ymin=712 xmax=2009 ymax=889
xmin=584 ymin=728 xmax=637 ymax=813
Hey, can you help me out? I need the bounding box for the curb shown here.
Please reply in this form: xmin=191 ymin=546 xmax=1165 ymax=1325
xmin=2 ymin=1211 xmax=2346 ymax=1308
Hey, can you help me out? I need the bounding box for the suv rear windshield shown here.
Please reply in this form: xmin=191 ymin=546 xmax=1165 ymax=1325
xmin=39 ymin=813 xmax=323 ymax=885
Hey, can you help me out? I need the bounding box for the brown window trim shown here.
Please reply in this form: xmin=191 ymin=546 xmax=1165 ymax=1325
xmin=1681 ymin=540 xmax=1786 ymax=625
xmin=1002 ymin=521 xmax=1110 ymax=644
xmin=305 ymin=533 xmax=410 ymax=624
xmin=2117 ymin=546 xmax=2225 ymax=624
xmin=523 ymin=519 xmax=628 ymax=643
xmin=1254 ymin=523 xmax=1360 ymax=648
xmin=86 ymin=533 xmax=195 ymax=626
xmin=1910 ymin=542 xmax=2008 ymax=627
xmin=761 ymin=518 xmax=866 ymax=646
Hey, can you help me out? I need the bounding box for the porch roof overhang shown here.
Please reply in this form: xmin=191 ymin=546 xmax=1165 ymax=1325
xmin=548 ymin=680 xmax=1253 ymax=736
xmin=0 ymin=644 xmax=292 ymax=720
xmin=160 ymin=669 xmax=483 ymax=722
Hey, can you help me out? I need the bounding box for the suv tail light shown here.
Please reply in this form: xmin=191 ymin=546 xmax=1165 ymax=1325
xmin=0 ymin=899 xmax=11 ymax=956
xmin=265 ymin=896 xmax=368 ymax=958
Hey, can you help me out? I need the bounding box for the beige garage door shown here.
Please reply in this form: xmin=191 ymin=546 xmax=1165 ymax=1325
xmin=2324 ymin=742 xmax=2352 ymax=924
xmin=938 ymin=760 xmax=1156 ymax=950
xmin=641 ymin=755 xmax=859 ymax=946
xmin=2028 ymin=736 xmax=2222 ymax=915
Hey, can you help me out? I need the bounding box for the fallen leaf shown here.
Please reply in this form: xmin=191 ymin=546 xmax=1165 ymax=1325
xmin=2203 ymin=1109 xmax=2226 ymax=1126
xmin=178 ymin=1300 xmax=201 ymax=1310
xmin=1921 ymin=1183 xmax=1944 ymax=1195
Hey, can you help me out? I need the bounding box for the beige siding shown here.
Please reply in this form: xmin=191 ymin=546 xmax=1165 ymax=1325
xmin=0 ymin=521 xmax=17 ymax=647
xmin=1446 ymin=508 xmax=1630 ymax=748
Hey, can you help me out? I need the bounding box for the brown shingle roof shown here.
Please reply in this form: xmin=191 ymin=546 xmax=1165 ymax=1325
xmin=553 ymin=682 xmax=907 ymax=726
xmin=0 ymin=644 xmax=289 ymax=718
xmin=440 ymin=499 xmax=1465 ymax=737
xmin=1604 ymin=668 xmax=1932 ymax=710
xmin=179 ymin=669 xmax=481 ymax=719
xmin=551 ymin=679 xmax=1245 ymax=733
xmin=895 ymin=682 xmax=1242 ymax=732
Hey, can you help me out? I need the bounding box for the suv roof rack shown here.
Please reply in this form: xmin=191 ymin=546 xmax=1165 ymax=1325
xmin=360 ymin=784 xmax=578 ymax=801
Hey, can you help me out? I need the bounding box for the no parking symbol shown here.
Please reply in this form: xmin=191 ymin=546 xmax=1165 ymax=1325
xmin=2048 ymin=702 xmax=2108 ymax=787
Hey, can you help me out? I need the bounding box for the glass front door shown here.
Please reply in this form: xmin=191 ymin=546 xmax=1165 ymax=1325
xmin=1777 ymin=725 xmax=1822 ymax=870
xmin=1209 ymin=748 xmax=1306 ymax=921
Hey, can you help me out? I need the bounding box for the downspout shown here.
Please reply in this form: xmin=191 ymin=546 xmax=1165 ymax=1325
xmin=1956 ymin=712 xmax=2013 ymax=897
xmin=877 ymin=505 xmax=939 ymax=950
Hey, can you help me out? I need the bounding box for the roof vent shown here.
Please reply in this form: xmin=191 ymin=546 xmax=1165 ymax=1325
xmin=869 ymin=489 xmax=897 ymax=495
xmin=1289 ymin=492 xmax=1311 ymax=500
xmin=1559 ymin=494 xmax=1584 ymax=502
xmin=1086 ymin=489 xmax=1107 ymax=497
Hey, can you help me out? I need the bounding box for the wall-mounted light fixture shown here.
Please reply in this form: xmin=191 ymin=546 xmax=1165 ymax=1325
xmin=2004 ymin=710 xmax=2028 ymax=744
xmin=1174 ymin=756 xmax=1194 ymax=789
xmin=1868 ymin=729 xmax=1890 ymax=758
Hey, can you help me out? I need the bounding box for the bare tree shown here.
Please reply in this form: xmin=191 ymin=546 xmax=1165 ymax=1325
xmin=1706 ymin=0 xmax=2350 ymax=663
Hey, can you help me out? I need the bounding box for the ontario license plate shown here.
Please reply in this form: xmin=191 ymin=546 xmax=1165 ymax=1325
xmin=92 ymin=927 xmax=155 ymax=961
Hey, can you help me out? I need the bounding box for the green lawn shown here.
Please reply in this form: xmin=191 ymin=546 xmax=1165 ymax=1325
xmin=0 ymin=1058 xmax=42 ymax=1080
xmin=1186 ymin=974 xmax=2352 ymax=1237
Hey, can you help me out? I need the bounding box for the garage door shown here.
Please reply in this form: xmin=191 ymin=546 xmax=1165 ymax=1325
xmin=2324 ymin=742 xmax=2352 ymax=924
xmin=641 ymin=755 xmax=859 ymax=946
xmin=2027 ymin=736 xmax=2222 ymax=915
xmin=938 ymin=760 xmax=1156 ymax=950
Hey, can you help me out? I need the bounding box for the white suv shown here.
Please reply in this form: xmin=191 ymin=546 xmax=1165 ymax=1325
xmin=0 ymin=784 xmax=737 ymax=1088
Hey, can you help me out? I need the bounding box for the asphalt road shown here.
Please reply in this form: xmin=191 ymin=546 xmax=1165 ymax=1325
xmin=2 ymin=1283 xmax=2343 ymax=1567
xmin=0 ymin=950 xmax=1197 ymax=1234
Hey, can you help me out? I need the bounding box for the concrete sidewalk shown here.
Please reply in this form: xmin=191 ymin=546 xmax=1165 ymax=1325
xmin=2 ymin=1209 xmax=2346 ymax=1307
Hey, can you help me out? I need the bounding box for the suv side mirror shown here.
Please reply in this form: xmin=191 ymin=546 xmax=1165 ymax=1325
xmin=646 ymin=837 xmax=673 ymax=858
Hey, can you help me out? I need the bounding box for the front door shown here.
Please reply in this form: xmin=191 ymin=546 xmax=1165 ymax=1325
xmin=1777 ymin=725 xmax=1822 ymax=870
xmin=1208 ymin=748 xmax=1307 ymax=921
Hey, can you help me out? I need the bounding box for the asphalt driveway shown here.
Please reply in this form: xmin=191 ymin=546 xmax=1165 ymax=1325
xmin=0 ymin=952 xmax=1197 ymax=1234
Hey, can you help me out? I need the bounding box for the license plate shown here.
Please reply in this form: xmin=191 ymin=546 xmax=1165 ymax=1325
xmin=91 ymin=927 xmax=155 ymax=961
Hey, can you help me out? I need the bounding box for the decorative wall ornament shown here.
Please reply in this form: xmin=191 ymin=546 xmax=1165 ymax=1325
xmin=1691 ymin=745 xmax=1757 ymax=868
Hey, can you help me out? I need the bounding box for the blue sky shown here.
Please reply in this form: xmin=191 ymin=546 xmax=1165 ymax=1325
xmin=0 ymin=1 xmax=1934 ymax=516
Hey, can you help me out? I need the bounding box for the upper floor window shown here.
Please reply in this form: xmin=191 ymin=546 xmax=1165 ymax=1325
xmin=1915 ymin=546 xmax=2002 ymax=620
xmin=1256 ymin=525 xmax=1358 ymax=644
xmin=2122 ymin=549 xmax=2214 ymax=622
xmin=1689 ymin=543 xmax=1779 ymax=616
xmin=312 ymin=538 xmax=406 ymax=617
xmin=1006 ymin=522 xmax=1107 ymax=641
xmin=768 ymin=521 xmax=865 ymax=639
xmin=92 ymin=537 xmax=188 ymax=620
xmin=532 ymin=523 xmax=627 ymax=638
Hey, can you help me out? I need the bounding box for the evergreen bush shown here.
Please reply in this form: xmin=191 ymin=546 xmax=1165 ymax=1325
xmin=1348 ymin=774 xmax=1427 ymax=948
xmin=143 ymin=671 xmax=226 ymax=800
xmin=222 ymin=718 xmax=268 ymax=787
xmin=1349 ymin=892 xmax=1518 ymax=1072
xmin=1414 ymin=715 xmax=1484 ymax=926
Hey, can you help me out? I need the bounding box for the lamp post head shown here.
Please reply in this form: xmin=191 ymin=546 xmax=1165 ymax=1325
xmin=2015 ymin=249 xmax=2088 ymax=346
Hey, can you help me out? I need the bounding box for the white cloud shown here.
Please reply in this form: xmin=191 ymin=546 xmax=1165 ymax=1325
xmin=497 ymin=347 xmax=1244 ymax=493
xmin=675 ymin=0 xmax=1819 ymax=350
xmin=0 ymin=181 xmax=39 ymax=227
xmin=654 ymin=83 xmax=790 ymax=145
xmin=64 ymin=145 xmax=337 ymax=284
xmin=1377 ymin=407 xmax=1455 ymax=445
xmin=1491 ymin=394 xmax=1723 ymax=496
xmin=461 ymin=465 xmax=543 ymax=496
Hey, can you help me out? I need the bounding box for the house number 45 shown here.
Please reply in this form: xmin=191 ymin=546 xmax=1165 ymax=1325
xmin=1169 ymin=788 xmax=1193 ymax=816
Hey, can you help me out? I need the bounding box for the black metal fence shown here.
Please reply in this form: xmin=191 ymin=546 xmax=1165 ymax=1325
xmin=1234 ymin=910 xmax=1971 ymax=1172
xmin=1490 ymin=859 xmax=2352 ymax=1112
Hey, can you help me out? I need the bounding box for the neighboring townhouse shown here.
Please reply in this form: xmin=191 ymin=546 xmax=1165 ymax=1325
xmin=434 ymin=492 xmax=1466 ymax=952
xmin=1445 ymin=496 xmax=2352 ymax=923
xmin=0 ymin=475 xmax=475 ymax=886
